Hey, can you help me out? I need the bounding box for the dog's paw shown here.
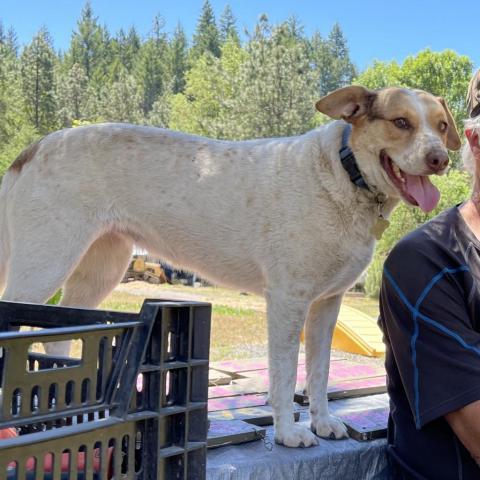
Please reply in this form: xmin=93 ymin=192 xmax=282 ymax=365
xmin=310 ymin=414 xmax=348 ymax=440
xmin=274 ymin=424 xmax=320 ymax=448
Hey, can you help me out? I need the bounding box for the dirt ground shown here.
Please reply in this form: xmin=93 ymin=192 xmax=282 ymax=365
xmin=112 ymin=281 xmax=384 ymax=365
xmin=115 ymin=281 xmax=267 ymax=311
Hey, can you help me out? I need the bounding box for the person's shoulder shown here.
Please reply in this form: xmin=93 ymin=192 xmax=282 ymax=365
xmin=385 ymin=207 xmax=458 ymax=274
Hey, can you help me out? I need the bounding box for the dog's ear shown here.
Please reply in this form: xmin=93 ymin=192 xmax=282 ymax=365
xmin=437 ymin=97 xmax=461 ymax=151
xmin=315 ymin=85 xmax=376 ymax=123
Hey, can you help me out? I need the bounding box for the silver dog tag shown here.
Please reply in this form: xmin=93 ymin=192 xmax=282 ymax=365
xmin=371 ymin=216 xmax=390 ymax=240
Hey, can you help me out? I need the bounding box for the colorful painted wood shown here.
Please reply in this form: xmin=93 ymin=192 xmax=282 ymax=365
xmin=209 ymin=369 xmax=234 ymax=386
xmin=208 ymin=393 xmax=267 ymax=412
xmin=208 ymin=359 xmax=386 ymax=400
xmin=208 ymin=405 xmax=301 ymax=426
xmin=207 ymin=420 xmax=266 ymax=448
xmin=295 ymin=375 xmax=387 ymax=405
xmin=339 ymin=406 xmax=389 ymax=441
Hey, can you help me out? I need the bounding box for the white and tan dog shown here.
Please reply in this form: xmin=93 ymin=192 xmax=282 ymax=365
xmin=0 ymin=86 xmax=460 ymax=447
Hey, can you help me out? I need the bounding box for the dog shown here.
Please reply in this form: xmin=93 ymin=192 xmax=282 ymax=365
xmin=0 ymin=85 xmax=460 ymax=447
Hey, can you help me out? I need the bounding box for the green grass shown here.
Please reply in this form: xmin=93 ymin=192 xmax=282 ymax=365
xmin=343 ymin=295 xmax=379 ymax=318
xmin=100 ymin=293 xmax=143 ymax=312
xmin=99 ymin=291 xmax=267 ymax=361
xmin=212 ymin=305 xmax=258 ymax=317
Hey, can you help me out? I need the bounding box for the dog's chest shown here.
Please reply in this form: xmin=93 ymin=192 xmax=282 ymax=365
xmin=300 ymin=206 xmax=377 ymax=294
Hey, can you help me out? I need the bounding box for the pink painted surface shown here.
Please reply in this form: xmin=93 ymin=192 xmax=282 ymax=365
xmin=328 ymin=375 xmax=386 ymax=393
xmin=208 ymin=394 xmax=267 ymax=412
xmin=210 ymin=353 xmax=348 ymax=377
xmin=339 ymin=407 xmax=389 ymax=429
xmin=208 ymin=360 xmax=386 ymax=398
xmin=329 ymin=361 xmax=384 ymax=381
xmin=210 ymin=354 xmax=306 ymax=374
xmin=208 ymin=406 xmax=276 ymax=422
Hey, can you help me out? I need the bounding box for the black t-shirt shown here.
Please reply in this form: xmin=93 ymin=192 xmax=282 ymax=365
xmin=379 ymin=206 xmax=480 ymax=480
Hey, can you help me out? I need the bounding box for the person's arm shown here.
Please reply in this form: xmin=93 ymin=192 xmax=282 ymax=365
xmin=445 ymin=401 xmax=480 ymax=466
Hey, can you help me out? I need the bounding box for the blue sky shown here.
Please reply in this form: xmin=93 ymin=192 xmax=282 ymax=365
xmin=1 ymin=0 xmax=478 ymax=70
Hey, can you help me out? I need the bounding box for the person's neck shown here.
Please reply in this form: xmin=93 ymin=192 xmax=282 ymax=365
xmin=460 ymin=180 xmax=480 ymax=241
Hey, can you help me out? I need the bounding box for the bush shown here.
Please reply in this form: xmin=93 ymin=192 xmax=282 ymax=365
xmin=365 ymin=169 xmax=472 ymax=298
xmin=364 ymin=253 xmax=386 ymax=298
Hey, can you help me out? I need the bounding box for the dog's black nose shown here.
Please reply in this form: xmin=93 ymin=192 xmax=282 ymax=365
xmin=426 ymin=150 xmax=449 ymax=172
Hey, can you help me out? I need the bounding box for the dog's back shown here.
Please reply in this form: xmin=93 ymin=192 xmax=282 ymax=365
xmin=0 ymin=123 xmax=334 ymax=295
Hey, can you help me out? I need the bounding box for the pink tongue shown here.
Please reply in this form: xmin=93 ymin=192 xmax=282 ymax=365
xmin=404 ymin=174 xmax=440 ymax=212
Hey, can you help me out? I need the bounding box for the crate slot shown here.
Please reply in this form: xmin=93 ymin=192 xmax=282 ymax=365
xmin=159 ymin=412 xmax=186 ymax=449
xmin=161 ymin=368 xmax=188 ymax=408
xmin=190 ymin=365 xmax=209 ymax=403
xmin=27 ymin=339 xmax=83 ymax=370
xmin=188 ymin=408 xmax=208 ymax=443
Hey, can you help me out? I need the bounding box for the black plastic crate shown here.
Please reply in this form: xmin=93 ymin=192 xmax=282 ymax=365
xmin=0 ymin=298 xmax=211 ymax=480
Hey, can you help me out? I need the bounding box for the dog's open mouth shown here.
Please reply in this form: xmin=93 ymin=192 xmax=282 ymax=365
xmin=380 ymin=151 xmax=440 ymax=213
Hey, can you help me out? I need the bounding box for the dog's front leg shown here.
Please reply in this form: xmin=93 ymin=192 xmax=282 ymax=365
xmin=266 ymin=289 xmax=320 ymax=447
xmin=305 ymin=295 xmax=348 ymax=439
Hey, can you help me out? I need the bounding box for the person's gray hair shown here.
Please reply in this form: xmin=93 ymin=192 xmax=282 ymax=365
xmin=467 ymin=70 xmax=480 ymax=118
xmin=462 ymin=117 xmax=479 ymax=174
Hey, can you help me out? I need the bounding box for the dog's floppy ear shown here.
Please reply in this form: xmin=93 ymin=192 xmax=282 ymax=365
xmin=437 ymin=97 xmax=461 ymax=151
xmin=315 ymin=85 xmax=376 ymax=123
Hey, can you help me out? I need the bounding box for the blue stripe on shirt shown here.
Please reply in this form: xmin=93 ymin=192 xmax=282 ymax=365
xmin=383 ymin=265 xmax=471 ymax=428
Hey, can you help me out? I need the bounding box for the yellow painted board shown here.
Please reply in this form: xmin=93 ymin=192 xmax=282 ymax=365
xmin=331 ymin=305 xmax=385 ymax=357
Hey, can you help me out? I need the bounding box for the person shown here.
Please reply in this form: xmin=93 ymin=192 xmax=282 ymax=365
xmin=379 ymin=72 xmax=480 ymax=480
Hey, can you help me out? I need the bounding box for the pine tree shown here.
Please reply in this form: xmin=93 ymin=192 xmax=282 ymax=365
xmin=68 ymin=2 xmax=111 ymax=84
xmin=56 ymin=63 xmax=88 ymax=126
xmin=192 ymin=0 xmax=221 ymax=58
xmin=116 ymin=26 xmax=141 ymax=72
xmin=219 ymin=5 xmax=239 ymax=45
xmin=309 ymin=31 xmax=329 ymax=96
xmin=0 ymin=23 xmax=35 ymax=169
xmin=169 ymin=23 xmax=188 ymax=94
xmin=148 ymin=93 xmax=171 ymax=128
xmin=231 ymin=17 xmax=317 ymax=139
xmin=99 ymin=67 xmax=143 ymax=123
xmin=0 ymin=23 xmax=19 ymax=116
xmin=134 ymin=15 xmax=169 ymax=115
xmin=0 ymin=23 xmax=18 ymax=92
xmin=0 ymin=23 xmax=18 ymax=58
xmin=317 ymin=23 xmax=356 ymax=95
xmin=20 ymin=27 xmax=57 ymax=134
xmin=169 ymin=35 xmax=247 ymax=138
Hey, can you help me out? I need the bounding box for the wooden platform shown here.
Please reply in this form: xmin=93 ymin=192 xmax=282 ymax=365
xmin=207 ymin=356 xmax=386 ymax=423
xmin=207 ymin=354 xmax=389 ymax=476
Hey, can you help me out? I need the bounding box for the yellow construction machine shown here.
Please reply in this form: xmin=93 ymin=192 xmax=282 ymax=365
xmin=122 ymin=256 xmax=168 ymax=284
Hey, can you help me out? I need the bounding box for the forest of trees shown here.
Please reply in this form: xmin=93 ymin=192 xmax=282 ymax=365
xmin=0 ymin=1 xmax=476 ymax=295
xmin=0 ymin=1 xmax=359 ymax=173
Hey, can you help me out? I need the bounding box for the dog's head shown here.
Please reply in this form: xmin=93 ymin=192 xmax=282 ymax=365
xmin=316 ymin=86 xmax=461 ymax=212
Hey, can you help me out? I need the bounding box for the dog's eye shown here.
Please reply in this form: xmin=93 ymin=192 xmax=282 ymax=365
xmin=393 ymin=118 xmax=411 ymax=130
xmin=439 ymin=121 xmax=448 ymax=133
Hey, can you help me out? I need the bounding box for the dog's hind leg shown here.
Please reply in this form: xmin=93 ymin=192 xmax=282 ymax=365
xmin=2 ymin=224 xmax=98 ymax=305
xmin=61 ymin=232 xmax=133 ymax=309
xmin=1 ymin=215 xmax=100 ymax=353
xmin=43 ymin=232 xmax=133 ymax=356
xmin=305 ymin=294 xmax=348 ymax=439
xmin=266 ymin=287 xmax=320 ymax=448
